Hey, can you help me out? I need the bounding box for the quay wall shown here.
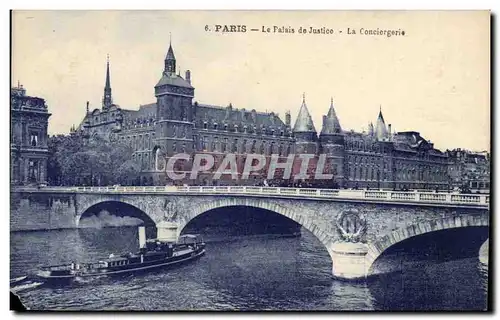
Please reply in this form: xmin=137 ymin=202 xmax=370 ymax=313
xmin=10 ymin=191 xmax=77 ymax=232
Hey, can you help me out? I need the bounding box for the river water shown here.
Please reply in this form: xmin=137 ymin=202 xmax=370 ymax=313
xmin=10 ymin=227 xmax=488 ymax=311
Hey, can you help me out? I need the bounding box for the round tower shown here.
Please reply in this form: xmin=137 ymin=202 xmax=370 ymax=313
xmin=319 ymin=97 xmax=345 ymax=188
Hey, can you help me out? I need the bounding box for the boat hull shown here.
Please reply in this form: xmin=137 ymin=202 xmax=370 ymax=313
xmin=36 ymin=247 xmax=205 ymax=283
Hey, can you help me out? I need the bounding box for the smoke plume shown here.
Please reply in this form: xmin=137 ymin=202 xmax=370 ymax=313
xmin=79 ymin=210 xmax=143 ymax=228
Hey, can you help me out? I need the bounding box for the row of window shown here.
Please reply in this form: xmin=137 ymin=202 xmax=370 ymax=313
xmin=196 ymin=136 xmax=292 ymax=156
xmin=198 ymin=122 xmax=291 ymax=137
xmin=345 ymin=140 xmax=381 ymax=152
xmin=132 ymin=152 xmax=152 ymax=170
xmin=347 ymin=165 xmax=448 ymax=182
xmin=470 ymin=181 xmax=490 ymax=189
xmin=119 ymin=133 xmax=156 ymax=151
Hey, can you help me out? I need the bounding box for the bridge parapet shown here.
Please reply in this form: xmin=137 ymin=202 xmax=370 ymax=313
xmin=60 ymin=185 xmax=489 ymax=209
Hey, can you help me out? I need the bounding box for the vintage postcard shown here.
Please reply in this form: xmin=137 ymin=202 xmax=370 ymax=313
xmin=10 ymin=10 xmax=490 ymax=311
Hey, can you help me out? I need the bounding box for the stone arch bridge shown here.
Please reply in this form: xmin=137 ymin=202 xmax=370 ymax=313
xmin=11 ymin=186 xmax=489 ymax=280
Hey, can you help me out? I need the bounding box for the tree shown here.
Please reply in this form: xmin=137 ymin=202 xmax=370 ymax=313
xmin=47 ymin=133 xmax=139 ymax=186
xmin=116 ymin=160 xmax=142 ymax=186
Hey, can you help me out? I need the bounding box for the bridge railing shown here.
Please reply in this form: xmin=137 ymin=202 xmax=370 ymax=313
xmin=56 ymin=185 xmax=490 ymax=207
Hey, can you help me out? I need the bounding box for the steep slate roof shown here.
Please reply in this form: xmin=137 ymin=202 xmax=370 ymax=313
xmin=122 ymin=103 xmax=157 ymax=122
xmin=194 ymin=104 xmax=286 ymax=131
xmin=293 ymin=95 xmax=317 ymax=133
xmin=155 ymin=74 xmax=193 ymax=88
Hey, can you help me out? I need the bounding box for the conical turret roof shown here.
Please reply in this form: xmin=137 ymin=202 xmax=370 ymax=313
xmin=375 ymin=106 xmax=388 ymax=141
xmin=321 ymin=97 xmax=342 ymax=135
xmin=293 ymin=94 xmax=317 ymax=133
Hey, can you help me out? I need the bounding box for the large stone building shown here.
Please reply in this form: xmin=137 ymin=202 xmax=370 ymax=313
xmin=10 ymin=84 xmax=51 ymax=185
xmin=75 ymin=43 xmax=450 ymax=190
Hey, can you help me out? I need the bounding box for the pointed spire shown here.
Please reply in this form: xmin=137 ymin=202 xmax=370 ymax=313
xmin=105 ymin=54 xmax=111 ymax=89
xmin=293 ymin=93 xmax=317 ymax=133
xmin=166 ymin=40 xmax=176 ymax=61
xmin=321 ymin=97 xmax=342 ymax=135
xmin=375 ymin=105 xmax=388 ymax=141
xmin=102 ymin=55 xmax=113 ymax=109
xmin=164 ymin=36 xmax=176 ymax=75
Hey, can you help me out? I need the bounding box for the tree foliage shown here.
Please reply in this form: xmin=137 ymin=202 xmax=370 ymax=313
xmin=47 ymin=134 xmax=139 ymax=186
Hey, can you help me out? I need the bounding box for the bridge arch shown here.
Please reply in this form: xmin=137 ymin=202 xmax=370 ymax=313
xmin=365 ymin=214 xmax=489 ymax=276
xmin=177 ymin=197 xmax=335 ymax=258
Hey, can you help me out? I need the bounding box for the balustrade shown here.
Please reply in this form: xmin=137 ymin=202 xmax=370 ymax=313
xmin=245 ymin=186 xmax=262 ymax=193
xmin=24 ymin=186 xmax=488 ymax=207
xmin=364 ymin=191 xmax=388 ymax=199
xmin=418 ymin=193 xmax=446 ymax=202
xmin=298 ymin=188 xmax=317 ymax=195
xmin=319 ymin=189 xmax=339 ymax=197
xmin=390 ymin=192 xmax=416 ymax=201
xmin=280 ymin=188 xmax=298 ymax=195
xmin=451 ymin=194 xmax=480 ymax=203
xmin=262 ymin=187 xmax=278 ymax=194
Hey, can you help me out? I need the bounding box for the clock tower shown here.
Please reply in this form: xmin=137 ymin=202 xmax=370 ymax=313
xmin=154 ymin=42 xmax=195 ymax=179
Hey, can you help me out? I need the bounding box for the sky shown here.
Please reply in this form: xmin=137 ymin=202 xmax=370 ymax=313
xmin=11 ymin=10 xmax=490 ymax=152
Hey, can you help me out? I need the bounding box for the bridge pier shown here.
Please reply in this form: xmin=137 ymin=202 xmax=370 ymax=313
xmin=156 ymin=221 xmax=179 ymax=242
xmin=330 ymin=242 xmax=369 ymax=280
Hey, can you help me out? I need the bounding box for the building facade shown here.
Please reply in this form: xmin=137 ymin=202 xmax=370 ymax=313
xmin=10 ymin=85 xmax=51 ymax=185
xmin=75 ymin=43 xmax=450 ymax=190
xmin=447 ymin=149 xmax=490 ymax=193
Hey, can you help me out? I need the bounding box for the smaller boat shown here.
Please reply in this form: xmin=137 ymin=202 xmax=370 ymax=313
xmin=36 ymin=227 xmax=205 ymax=282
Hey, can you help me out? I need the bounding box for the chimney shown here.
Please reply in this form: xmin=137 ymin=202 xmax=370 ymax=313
xmin=86 ymin=101 xmax=90 ymax=114
xmin=388 ymin=124 xmax=392 ymax=137
xmin=138 ymin=226 xmax=146 ymax=249
xmin=285 ymin=110 xmax=291 ymax=127
xmin=185 ymin=70 xmax=191 ymax=84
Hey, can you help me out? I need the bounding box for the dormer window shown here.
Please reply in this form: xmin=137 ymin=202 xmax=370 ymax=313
xmin=224 ymin=124 xmax=228 ymax=131
xmin=234 ymin=125 xmax=239 ymax=133
xmin=280 ymin=130 xmax=284 ymax=136
xmin=214 ymin=123 xmax=218 ymax=130
xmin=203 ymin=122 xmax=208 ymax=129
xmin=244 ymin=125 xmax=248 ymax=133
